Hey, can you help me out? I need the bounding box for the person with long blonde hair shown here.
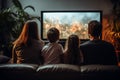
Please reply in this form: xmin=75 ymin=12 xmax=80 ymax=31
xmin=12 ymin=20 xmax=44 ymax=64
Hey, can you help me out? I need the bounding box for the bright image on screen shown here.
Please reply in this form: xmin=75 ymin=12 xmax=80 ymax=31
xmin=42 ymin=12 xmax=101 ymax=39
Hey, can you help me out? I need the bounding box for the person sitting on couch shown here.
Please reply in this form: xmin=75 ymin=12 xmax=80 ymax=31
xmin=80 ymin=20 xmax=118 ymax=65
xmin=12 ymin=20 xmax=44 ymax=64
xmin=41 ymin=27 xmax=63 ymax=64
xmin=63 ymin=34 xmax=83 ymax=65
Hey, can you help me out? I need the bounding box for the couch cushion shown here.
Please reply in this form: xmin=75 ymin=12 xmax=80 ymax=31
xmin=37 ymin=64 xmax=79 ymax=72
xmin=0 ymin=64 xmax=38 ymax=80
xmin=80 ymin=65 xmax=120 ymax=80
xmin=36 ymin=64 xmax=80 ymax=80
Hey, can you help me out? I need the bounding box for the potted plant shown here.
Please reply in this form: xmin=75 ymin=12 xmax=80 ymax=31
xmin=0 ymin=0 xmax=40 ymax=57
xmin=110 ymin=0 xmax=120 ymax=51
xmin=10 ymin=0 xmax=40 ymax=38
xmin=0 ymin=8 xmax=16 ymax=57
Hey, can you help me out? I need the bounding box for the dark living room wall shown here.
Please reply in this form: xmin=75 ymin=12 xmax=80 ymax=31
xmin=6 ymin=0 xmax=113 ymax=43
xmin=0 ymin=0 xmax=1 ymax=10
xmin=18 ymin=0 xmax=113 ymax=16
xmin=6 ymin=0 xmax=113 ymax=30
xmin=17 ymin=0 xmax=113 ymax=30
xmin=0 ymin=0 xmax=7 ymax=10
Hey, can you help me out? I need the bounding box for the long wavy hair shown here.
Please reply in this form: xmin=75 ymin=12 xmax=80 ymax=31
xmin=65 ymin=34 xmax=81 ymax=64
xmin=13 ymin=20 xmax=40 ymax=46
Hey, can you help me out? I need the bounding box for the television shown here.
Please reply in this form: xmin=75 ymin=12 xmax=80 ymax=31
xmin=41 ymin=10 xmax=102 ymax=42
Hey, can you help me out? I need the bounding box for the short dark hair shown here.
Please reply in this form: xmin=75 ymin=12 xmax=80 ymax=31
xmin=88 ymin=20 xmax=102 ymax=37
xmin=47 ymin=27 xmax=60 ymax=43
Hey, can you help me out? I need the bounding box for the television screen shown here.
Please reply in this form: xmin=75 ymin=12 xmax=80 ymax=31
xmin=41 ymin=11 xmax=102 ymax=41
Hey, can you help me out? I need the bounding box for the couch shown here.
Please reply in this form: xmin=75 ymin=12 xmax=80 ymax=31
xmin=0 ymin=64 xmax=120 ymax=80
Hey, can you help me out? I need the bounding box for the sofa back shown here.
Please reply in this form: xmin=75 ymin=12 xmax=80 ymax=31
xmin=0 ymin=64 xmax=38 ymax=80
xmin=36 ymin=64 xmax=80 ymax=80
xmin=81 ymin=65 xmax=120 ymax=80
xmin=0 ymin=64 xmax=120 ymax=80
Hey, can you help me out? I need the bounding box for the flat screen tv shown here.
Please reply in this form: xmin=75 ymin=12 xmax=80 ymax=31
xmin=41 ymin=10 xmax=102 ymax=41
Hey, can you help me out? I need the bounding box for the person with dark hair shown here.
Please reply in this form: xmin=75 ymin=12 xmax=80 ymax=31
xmin=80 ymin=20 xmax=118 ymax=65
xmin=63 ymin=34 xmax=83 ymax=65
xmin=12 ymin=20 xmax=44 ymax=64
xmin=41 ymin=27 xmax=63 ymax=64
